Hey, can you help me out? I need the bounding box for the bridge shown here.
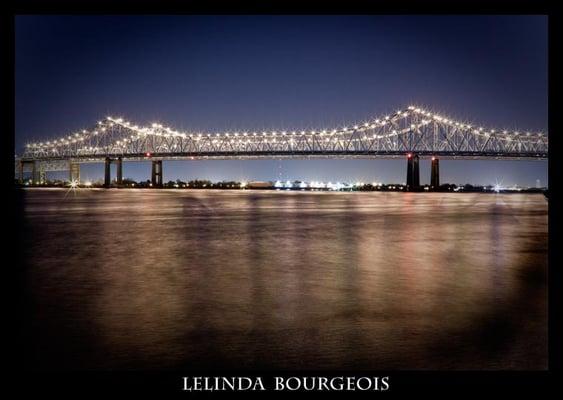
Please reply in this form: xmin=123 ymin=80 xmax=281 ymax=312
xmin=16 ymin=105 xmax=548 ymax=190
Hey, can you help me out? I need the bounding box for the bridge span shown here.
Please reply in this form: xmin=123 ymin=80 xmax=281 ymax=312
xmin=16 ymin=105 xmax=548 ymax=190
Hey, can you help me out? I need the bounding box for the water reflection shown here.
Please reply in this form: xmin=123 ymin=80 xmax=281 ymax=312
xmin=19 ymin=189 xmax=547 ymax=370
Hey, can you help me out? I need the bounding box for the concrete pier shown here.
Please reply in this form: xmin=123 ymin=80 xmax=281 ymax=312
xmin=32 ymin=161 xmax=40 ymax=185
xmin=104 ymin=157 xmax=111 ymax=188
xmin=406 ymin=153 xmax=420 ymax=191
xmin=18 ymin=161 xmax=24 ymax=184
xmin=69 ymin=162 xmax=80 ymax=183
xmin=151 ymin=160 xmax=163 ymax=187
xmin=431 ymin=157 xmax=440 ymax=190
xmin=116 ymin=157 xmax=123 ymax=185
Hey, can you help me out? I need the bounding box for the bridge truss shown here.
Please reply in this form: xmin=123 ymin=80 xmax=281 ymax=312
xmin=19 ymin=105 xmax=548 ymax=162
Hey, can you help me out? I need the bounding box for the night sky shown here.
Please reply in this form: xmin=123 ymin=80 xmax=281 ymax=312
xmin=15 ymin=15 xmax=548 ymax=186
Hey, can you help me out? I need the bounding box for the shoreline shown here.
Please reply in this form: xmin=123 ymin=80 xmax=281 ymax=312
xmin=15 ymin=186 xmax=548 ymax=195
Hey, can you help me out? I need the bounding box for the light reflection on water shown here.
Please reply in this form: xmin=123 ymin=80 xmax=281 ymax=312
xmin=19 ymin=189 xmax=547 ymax=370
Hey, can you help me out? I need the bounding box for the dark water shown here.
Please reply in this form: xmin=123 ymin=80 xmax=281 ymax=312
xmin=17 ymin=188 xmax=547 ymax=370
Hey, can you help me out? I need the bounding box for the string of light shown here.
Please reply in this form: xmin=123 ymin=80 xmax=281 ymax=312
xmin=24 ymin=105 xmax=547 ymax=154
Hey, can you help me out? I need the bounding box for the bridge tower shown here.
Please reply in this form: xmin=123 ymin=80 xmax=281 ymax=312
xmin=431 ymin=157 xmax=440 ymax=190
xmin=406 ymin=153 xmax=420 ymax=191
xmin=151 ymin=160 xmax=163 ymax=187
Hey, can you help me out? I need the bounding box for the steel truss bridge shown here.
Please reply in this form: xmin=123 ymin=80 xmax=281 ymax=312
xmin=16 ymin=105 xmax=548 ymax=189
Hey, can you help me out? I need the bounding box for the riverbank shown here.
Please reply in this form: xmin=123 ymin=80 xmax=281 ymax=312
xmin=15 ymin=184 xmax=548 ymax=194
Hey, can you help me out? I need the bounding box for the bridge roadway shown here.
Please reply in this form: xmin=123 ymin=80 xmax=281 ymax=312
xmin=16 ymin=150 xmax=547 ymax=191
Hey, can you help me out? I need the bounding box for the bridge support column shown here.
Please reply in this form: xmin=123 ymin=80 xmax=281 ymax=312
xmin=116 ymin=157 xmax=123 ymax=186
xmin=151 ymin=160 xmax=163 ymax=187
xmin=104 ymin=157 xmax=111 ymax=188
xmin=18 ymin=161 xmax=24 ymax=184
xmin=406 ymin=153 xmax=420 ymax=191
xmin=69 ymin=162 xmax=80 ymax=183
xmin=32 ymin=161 xmax=41 ymax=185
xmin=431 ymin=157 xmax=440 ymax=190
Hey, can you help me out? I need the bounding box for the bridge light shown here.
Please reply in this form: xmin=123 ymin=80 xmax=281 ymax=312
xmin=146 ymin=152 xmax=152 ymax=157
xmin=407 ymin=153 xmax=412 ymax=158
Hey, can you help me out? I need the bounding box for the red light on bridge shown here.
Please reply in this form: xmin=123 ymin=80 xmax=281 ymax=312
xmin=432 ymin=156 xmax=436 ymax=161
xmin=146 ymin=152 xmax=152 ymax=157
xmin=407 ymin=153 xmax=412 ymax=159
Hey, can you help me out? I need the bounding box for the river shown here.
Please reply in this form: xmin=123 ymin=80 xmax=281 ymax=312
xmin=16 ymin=189 xmax=548 ymax=370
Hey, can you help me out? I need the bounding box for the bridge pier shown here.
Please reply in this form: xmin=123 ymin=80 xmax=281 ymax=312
xmin=116 ymin=157 xmax=123 ymax=185
xmin=104 ymin=157 xmax=111 ymax=188
xmin=69 ymin=162 xmax=80 ymax=183
xmin=102 ymin=157 xmax=126 ymax=188
xmin=18 ymin=160 xmax=37 ymax=184
xmin=18 ymin=160 xmax=24 ymax=184
xmin=406 ymin=153 xmax=420 ymax=191
xmin=151 ymin=160 xmax=163 ymax=187
xmin=431 ymin=157 xmax=440 ymax=190
xmin=32 ymin=161 xmax=41 ymax=185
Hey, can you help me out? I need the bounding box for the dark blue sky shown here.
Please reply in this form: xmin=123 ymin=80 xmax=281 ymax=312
xmin=15 ymin=15 xmax=548 ymax=186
